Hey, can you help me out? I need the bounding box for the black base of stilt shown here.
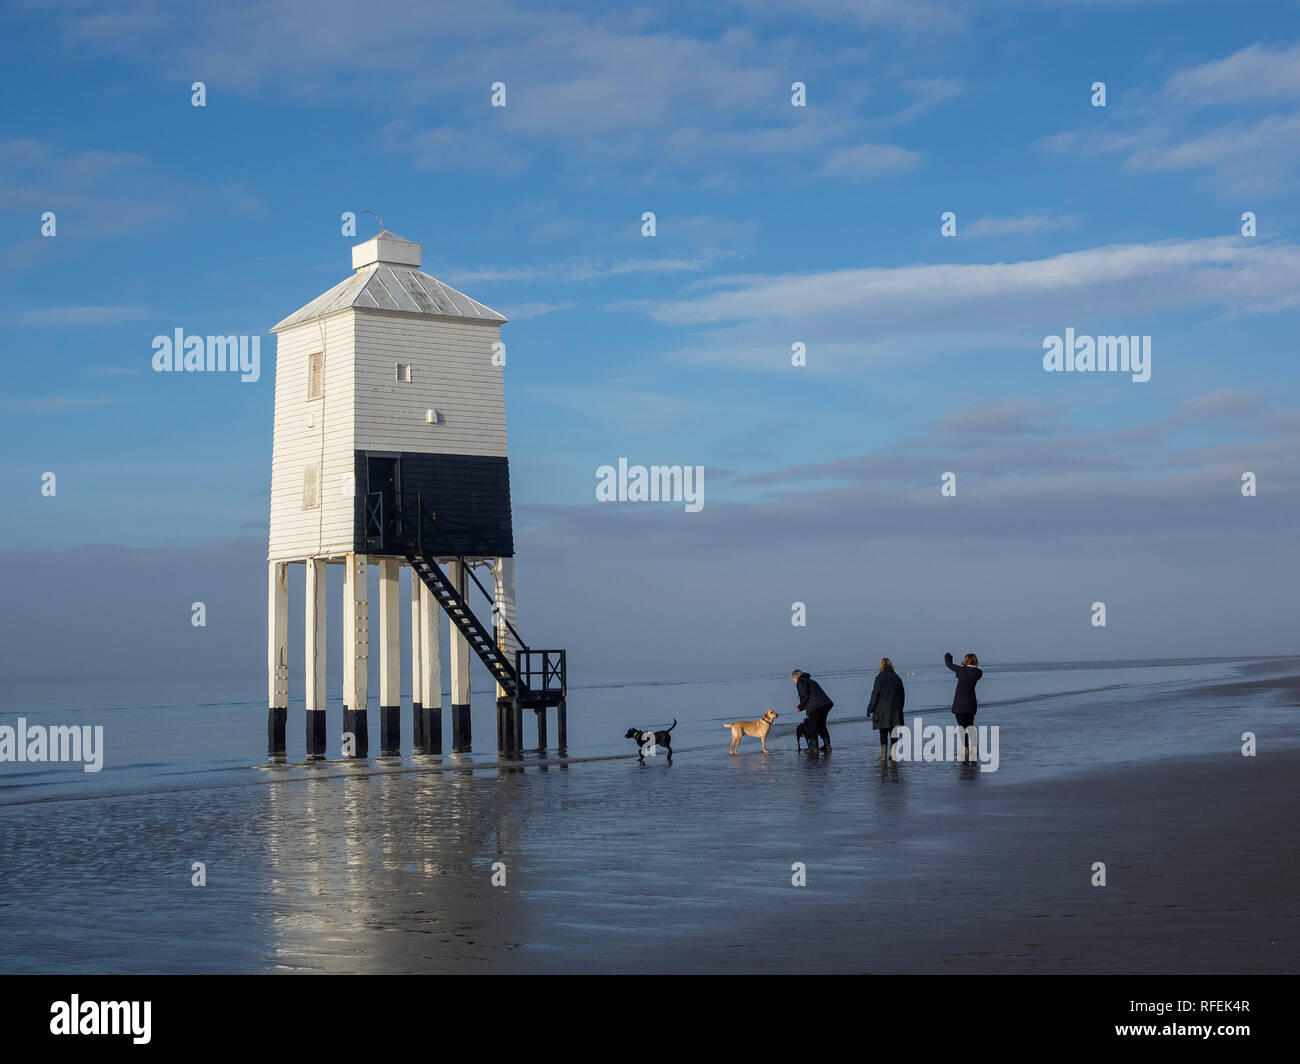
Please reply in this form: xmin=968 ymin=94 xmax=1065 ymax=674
xmin=452 ymin=703 xmax=471 ymax=752
xmin=342 ymin=707 xmax=368 ymax=758
xmin=557 ymin=699 xmax=567 ymax=752
xmin=267 ymin=706 xmax=287 ymax=758
xmin=497 ymin=699 xmax=522 ymax=756
xmin=534 ymin=706 xmax=547 ymax=750
xmin=412 ymin=701 xmax=424 ymax=749
xmin=306 ymin=709 xmax=327 ymax=759
xmin=421 ymin=705 xmax=442 ymax=754
xmin=380 ymin=705 xmax=400 ymax=755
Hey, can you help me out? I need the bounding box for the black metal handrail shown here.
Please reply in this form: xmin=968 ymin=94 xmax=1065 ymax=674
xmin=516 ymin=649 xmax=566 ymax=696
xmin=397 ymin=493 xmax=531 ymax=655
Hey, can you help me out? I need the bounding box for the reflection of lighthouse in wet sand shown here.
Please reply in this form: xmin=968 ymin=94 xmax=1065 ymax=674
xmin=265 ymin=229 xmax=566 ymax=762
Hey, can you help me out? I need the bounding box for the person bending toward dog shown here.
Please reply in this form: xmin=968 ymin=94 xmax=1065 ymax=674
xmin=944 ymin=651 xmax=983 ymax=760
xmin=866 ymin=657 xmax=905 ymax=762
xmin=792 ymin=669 xmax=834 ymax=753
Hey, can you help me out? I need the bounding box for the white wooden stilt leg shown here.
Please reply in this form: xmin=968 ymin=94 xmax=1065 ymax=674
xmin=267 ymin=562 xmax=288 ymax=757
xmin=493 ymin=555 xmax=527 ymax=750
xmin=448 ymin=560 xmax=472 ymax=751
xmin=342 ymin=553 xmax=369 ymax=756
xmin=410 ymin=566 xmax=423 ymax=749
xmin=305 ymin=558 xmax=326 ymax=757
xmin=493 ymin=556 xmax=517 ymax=698
xmin=379 ymin=559 xmax=400 ymax=754
xmin=419 ymin=578 xmax=442 ymax=752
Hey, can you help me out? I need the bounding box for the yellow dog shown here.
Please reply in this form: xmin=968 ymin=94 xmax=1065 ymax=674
xmin=723 ymin=710 xmax=779 ymax=754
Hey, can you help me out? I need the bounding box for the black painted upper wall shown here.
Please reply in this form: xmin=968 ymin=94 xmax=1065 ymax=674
xmin=354 ymin=450 xmax=514 ymax=558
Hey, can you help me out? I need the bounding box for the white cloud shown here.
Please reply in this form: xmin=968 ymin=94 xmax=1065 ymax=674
xmin=374 ymin=121 xmax=529 ymax=177
xmin=1038 ymin=39 xmax=1300 ymax=196
xmin=962 ymin=212 xmax=1079 ymax=238
xmin=29 ymin=1 xmax=923 ymax=189
xmin=1164 ymin=41 xmax=1300 ymax=108
xmin=728 ymin=0 xmax=966 ymax=33
xmin=448 ymin=251 xmax=737 ymax=286
xmin=498 ymin=301 xmax=577 ymax=320
xmin=1122 ymin=112 xmax=1300 ymax=195
xmin=818 ymin=143 xmax=922 ymax=181
xmin=5 ymin=397 xmax=123 ymax=412
xmin=10 ymin=306 xmax=151 ymax=325
xmin=636 ymin=237 xmax=1300 ymax=368
xmin=890 ymin=77 xmax=966 ymax=124
xmin=0 ymin=138 xmax=265 ymax=273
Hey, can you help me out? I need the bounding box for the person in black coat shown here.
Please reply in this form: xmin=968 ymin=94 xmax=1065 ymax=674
xmin=944 ymin=651 xmax=983 ymax=760
xmin=866 ymin=657 xmax=905 ymax=762
xmin=791 ymin=669 xmax=834 ymax=753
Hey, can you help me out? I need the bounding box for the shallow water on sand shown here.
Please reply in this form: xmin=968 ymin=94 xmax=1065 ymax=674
xmin=0 ymin=657 xmax=1296 ymax=972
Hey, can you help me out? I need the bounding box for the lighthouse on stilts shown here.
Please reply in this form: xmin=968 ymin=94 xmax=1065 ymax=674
xmin=265 ymin=229 xmax=566 ymax=761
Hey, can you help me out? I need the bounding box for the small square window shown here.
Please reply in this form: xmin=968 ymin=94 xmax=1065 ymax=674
xmin=302 ymin=464 xmax=320 ymax=509
xmin=307 ymin=353 xmax=323 ymax=400
xmin=396 ymin=363 xmax=412 ymax=382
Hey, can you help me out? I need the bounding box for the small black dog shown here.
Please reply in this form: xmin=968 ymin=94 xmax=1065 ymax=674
xmin=625 ymin=719 xmax=676 ymax=763
xmin=796 ymin=720 xmax=810 ymax=750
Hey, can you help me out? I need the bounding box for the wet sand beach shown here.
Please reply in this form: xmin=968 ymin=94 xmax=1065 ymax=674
xmin=0 ymin=663 xmax=1295 ymax=973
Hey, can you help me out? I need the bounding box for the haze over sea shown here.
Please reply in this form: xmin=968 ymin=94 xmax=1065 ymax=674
xmin=1 ymin=656 xmax=1296 ymax=973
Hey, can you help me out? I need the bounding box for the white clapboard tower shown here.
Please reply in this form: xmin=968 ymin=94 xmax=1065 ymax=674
xmin=265 ymin=230 xmax=564 ymax=761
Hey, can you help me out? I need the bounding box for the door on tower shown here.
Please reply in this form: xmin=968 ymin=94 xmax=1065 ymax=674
xmin=364 ymin=455 xmax=400 ymax=550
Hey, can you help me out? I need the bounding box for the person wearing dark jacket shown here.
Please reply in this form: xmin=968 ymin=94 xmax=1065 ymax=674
xmin=866 ymin=657 xmax=905 ymax=762
xmin=944 ymin=651 xmax=983 ymax=760
xmin=791 ymin=669 xmax=834 ymax=753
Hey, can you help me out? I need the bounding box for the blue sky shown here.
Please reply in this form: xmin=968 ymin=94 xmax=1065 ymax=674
xmin=2 ymin=0 xmax=1299 ymax=678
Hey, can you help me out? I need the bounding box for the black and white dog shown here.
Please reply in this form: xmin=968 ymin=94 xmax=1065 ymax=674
xmin=625 ymin=719 xmax=677 ymax=763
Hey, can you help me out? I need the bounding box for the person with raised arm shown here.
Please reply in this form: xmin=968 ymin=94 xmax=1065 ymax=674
xmin=944 ymin=651 xmax=983 ymax=761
